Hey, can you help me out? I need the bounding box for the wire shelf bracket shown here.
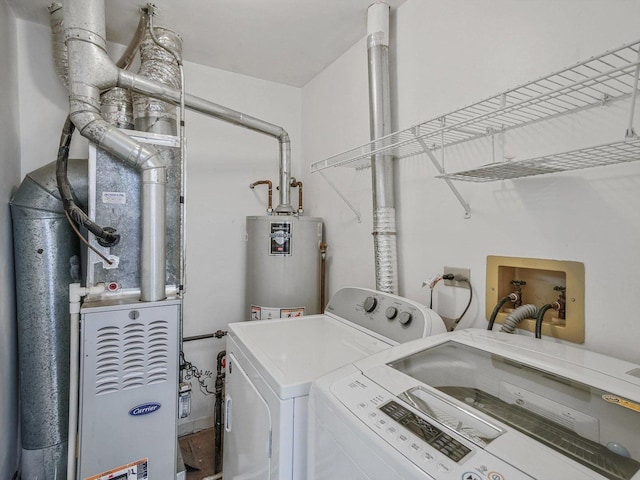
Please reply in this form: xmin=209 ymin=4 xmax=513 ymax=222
xmin=311 ymin=38 xmax=640 ymax=191
xmin=414 ymin=132 xmax=471 ymax=218
xmin=319 ymin=171 xmax=362 ymax=222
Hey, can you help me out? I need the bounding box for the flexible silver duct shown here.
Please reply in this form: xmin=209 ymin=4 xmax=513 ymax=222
xmin=133 ymin=27 xmax=182 ymax=135
xmin=10 ymin=159 xmax=87 ymax=480
xmin=367 ymin=2 xmax=398 ymax=294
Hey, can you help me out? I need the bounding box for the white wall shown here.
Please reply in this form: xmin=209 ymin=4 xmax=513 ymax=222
xmin=180 ymin=61 xmax=302 ymax=429
xmin=16 ymin=19 xmax=302 ymax=432
xmin=302 ymin=0 xmax=640 ymax=364
xmin=0 ymin=1 xmax=21 ymax=477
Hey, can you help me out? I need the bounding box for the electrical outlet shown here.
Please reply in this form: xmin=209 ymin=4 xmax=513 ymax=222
xmin=444 ymin=267 xmax=470 ymax=289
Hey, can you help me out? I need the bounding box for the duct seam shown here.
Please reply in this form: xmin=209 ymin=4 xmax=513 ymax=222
xmin=48 ymin=3 xmax=68 ymax=88
xmin=367 ymin=31 xmax=388 ymax=49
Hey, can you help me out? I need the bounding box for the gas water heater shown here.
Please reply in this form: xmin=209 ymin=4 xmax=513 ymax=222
xmin=245 ymin=215 xmax=323 ymax=320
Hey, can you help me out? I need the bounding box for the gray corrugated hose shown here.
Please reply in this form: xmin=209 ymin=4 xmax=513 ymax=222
xmin=499 ymin=304 xmax=538 ymax=334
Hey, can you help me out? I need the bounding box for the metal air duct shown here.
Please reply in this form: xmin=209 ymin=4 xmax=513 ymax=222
xmin=64 ymin=0 xmax=168 ymax=301
xmin=367 ymin=2 xmax=398 ymax=294
xmin=117 ymin=58 xmax=294 ymax=213
xmin=10 ymin=159 xmax=87 ymax=480
xmin=61 ymin=0 xmax=294 ymax=302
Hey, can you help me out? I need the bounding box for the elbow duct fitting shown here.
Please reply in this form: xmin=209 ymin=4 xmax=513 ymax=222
xmin=499 ymin=304 xmax=538 ymax=334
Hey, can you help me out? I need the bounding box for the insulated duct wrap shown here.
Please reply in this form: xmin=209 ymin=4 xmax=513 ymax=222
xmin=10 ymin=160 xmax=87 ymax=479
xmin=101 ymin=87 xmax=134 ymax=129
xmin=133 ymin=27 xmax=183 ymax=135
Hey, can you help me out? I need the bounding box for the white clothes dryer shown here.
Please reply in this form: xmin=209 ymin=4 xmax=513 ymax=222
xmin=222 ymin=286 xmax=446 ymax=480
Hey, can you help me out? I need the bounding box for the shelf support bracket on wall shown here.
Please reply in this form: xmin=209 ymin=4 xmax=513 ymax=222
xmin=414 ymin=130 xmax=471 ymax=219
xmin=319 ymin=171 xmax=362 ymax=222
xmin=625 ymin=46 xmax=640 ymax=139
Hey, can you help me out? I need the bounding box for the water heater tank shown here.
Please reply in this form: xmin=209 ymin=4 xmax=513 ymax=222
xmin=245 ymin=215 xmax=323 ymax=320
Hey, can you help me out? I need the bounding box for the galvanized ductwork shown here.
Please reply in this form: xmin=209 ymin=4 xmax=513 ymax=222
xmin=48 ymin=3 xmax=68 ymax=88
xmin=367 ymin=2 xmax=398 ymax=294
xmin=61 ymin=2 xmax=294 ymax=292
xmin=64 ymin=0 xmax=168 ymax=301
xmin=10 ymin=159 xmax=87 ymax=480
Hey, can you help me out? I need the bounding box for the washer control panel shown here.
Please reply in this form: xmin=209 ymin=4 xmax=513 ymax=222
xmin=325 ymin=287 xmax=446 ymax=343
xmin=380 ymin=401 xmax=471 ymax=462
xmin=330 ymin=372 xmax=531 ymax=480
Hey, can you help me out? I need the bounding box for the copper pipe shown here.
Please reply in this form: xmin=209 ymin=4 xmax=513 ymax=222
xmin=290 ymin=178 xmax=303 ymax=214
xmin=320 ymin=242 xmax=327 ymax=311
xmin=250 ymin=180 xmax=273 ymax=213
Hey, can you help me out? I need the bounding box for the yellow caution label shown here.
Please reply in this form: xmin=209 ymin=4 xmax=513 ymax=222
xmin=602 ymin=394 xmax=640 ymax=413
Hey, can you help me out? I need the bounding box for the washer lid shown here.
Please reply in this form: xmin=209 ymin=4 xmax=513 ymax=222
xmin=228 ymin=315 xmax=392 ymax=399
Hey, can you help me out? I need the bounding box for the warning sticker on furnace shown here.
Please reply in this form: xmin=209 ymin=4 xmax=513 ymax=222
xmin=270 ymin=222 xmax=292 ymax=255
xmin=84 ymin=457 xmax=148 ymax=480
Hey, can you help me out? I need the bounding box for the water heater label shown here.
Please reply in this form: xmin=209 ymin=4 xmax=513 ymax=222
xmin=281 ymin=307 xmax=305 ymax=318
xmin=84 ymin=457 xmax=148 ymax=480
xmin=270 ymin=222 xmax=292 ymax=255
xmin=251 ymin=305 xmax=305 ymax=320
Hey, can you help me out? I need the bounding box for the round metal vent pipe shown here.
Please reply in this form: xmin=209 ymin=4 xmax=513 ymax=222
xmin=367 ymin=2 xmax=399 ymax=294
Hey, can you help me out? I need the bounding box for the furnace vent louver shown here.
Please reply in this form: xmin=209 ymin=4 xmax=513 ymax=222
xmin=94 ymin=320 xmax=169 ymax=395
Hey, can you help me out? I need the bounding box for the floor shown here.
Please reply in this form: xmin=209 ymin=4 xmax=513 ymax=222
xmin=179 ymin=428 xmax=218 ymax=480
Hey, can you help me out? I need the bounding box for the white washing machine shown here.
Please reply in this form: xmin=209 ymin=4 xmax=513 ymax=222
xmin=222 ymin=286 xmax=446 ymax=480
xmin=307 ymin=328 xmax=640 ymax=480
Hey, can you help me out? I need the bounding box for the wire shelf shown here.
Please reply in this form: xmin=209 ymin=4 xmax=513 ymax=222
xmin=311 ymin=39 xmax=640 ymax=174
xmin=436 ymin=139 xmax=640 ymax=182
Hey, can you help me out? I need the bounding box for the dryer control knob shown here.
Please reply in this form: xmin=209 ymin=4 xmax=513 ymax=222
xmin=385 ymin=307 xmax=398 ymax=319
xmin=398 ymin=311 xmax=412 ymax=325
xmin=363 ymin=296 xmax=378 ymax=313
